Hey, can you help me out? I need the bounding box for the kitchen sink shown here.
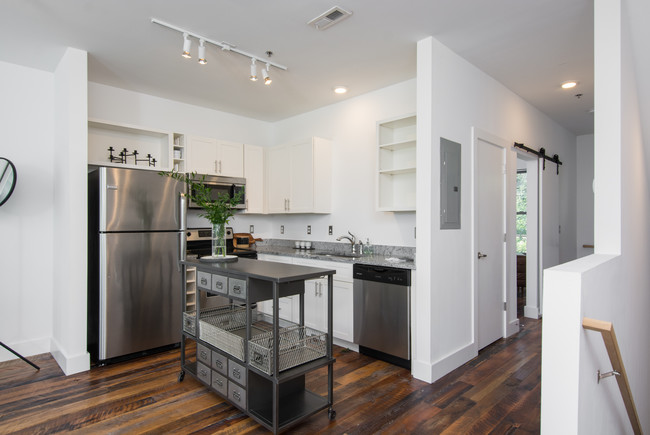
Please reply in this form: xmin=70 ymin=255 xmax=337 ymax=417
xmin=311 ymin=251 xmax=360 ymax=259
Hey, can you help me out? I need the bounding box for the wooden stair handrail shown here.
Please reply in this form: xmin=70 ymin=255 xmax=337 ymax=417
xmin=582 ymin=317 xmax=643 ymax=435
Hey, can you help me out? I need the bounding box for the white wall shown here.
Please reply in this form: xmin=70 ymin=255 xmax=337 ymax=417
xmin=89 ymin=82 xmax=273 ymax=147
xmin=414 ymin=36 xmax=577 ymax=383
xmin=541 ymin=0 xmax=650 ymax=432
xmin=238 ymin=80 xmax=417 ymax=247
xmin=90 ymin=80 xmax=418 ymax=247
xmin=51 ymin=48 xmax=90 ymax=375
xmin=576 ymin=134 xmax=595 ymax=258
xmin=0 ymin=61 xmax=55 ymax=362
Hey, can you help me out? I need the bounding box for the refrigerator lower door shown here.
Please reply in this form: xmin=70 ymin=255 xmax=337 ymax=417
xmin=99 ymin=231 xmax=182 ymax=361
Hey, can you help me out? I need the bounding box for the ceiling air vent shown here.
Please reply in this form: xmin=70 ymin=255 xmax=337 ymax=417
xmin=308 ymin=6 xmax=353 ymax=31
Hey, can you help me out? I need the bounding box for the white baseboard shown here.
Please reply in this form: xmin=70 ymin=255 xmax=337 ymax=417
xmin=333 ymin=337 xmax=358 ymax=352
xmin=50 ymin=338 xmax=90 ymax=375
xmin=506 ymin=318 xmax=520 ymax=337
xmin=0 ymin=337 xmax=50 ymax=362
xmin=524 ymin=305 xmax=540 ymax=319
xmin=412 ymin=342 xmax=477 ymax=384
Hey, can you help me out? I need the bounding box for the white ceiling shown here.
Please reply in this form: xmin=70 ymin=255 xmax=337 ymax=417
xmin=0 ymin=0 xmax=594 ymax=135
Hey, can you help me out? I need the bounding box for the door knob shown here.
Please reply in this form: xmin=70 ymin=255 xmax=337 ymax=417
xmin=478 ymin=252 xmax=488 ymax=259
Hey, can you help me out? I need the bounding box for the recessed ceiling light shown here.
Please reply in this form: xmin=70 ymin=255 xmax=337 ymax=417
xmin=561 ymin=81 xmax=578 ymax=89
xmin=334 ymin=86 xmax=347 ymax=94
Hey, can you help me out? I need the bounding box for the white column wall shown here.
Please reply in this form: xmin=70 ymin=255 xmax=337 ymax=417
xmin=541 ymin=0 xmax=650 ymax=432
xmin=0 ymin=61 xmax=55 ymax=362
xmin=415 ymin=36 xmax=576 ymax=383
xmin=51 ymin=47 xmax=90 ymax=375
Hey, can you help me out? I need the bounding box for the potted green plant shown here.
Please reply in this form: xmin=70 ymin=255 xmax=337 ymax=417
xmin=160 ymin=170 xmax=243 ymax=258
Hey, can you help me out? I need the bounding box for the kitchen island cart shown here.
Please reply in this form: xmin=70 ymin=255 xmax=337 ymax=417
xmin=179 ymin=257 xmax=336 ymax=433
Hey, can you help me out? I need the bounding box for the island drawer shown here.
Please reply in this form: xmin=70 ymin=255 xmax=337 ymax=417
xmin=197 ymin=272 xmax=211 ymax=290
xmin=211 ymin=371 xmax=227 ymax=396
xmin=228 ymin=278 xmax=247 ymax=299
xmin=197 ymin=362 xmax=211 ymax=385
xmin=212 ymin=274 xmax=228 ymax=295
xmin=197 ymin=343 xmax=211 ymax=366
xmin=228 ymin=359 xmax=247 ymax=387
xmin=228 ymin=382 xmax=247 ymax=409
xmin=211 ymin=350 xmax=228 ymax=375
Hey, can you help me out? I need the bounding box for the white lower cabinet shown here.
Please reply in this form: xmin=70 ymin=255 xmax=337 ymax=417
xmin=256 ymin=255 xmax=300 ymax=323
xmin=258 ymin=254 xmax=353 ymax=341
xmin=303 ymin=277 xmax=328 ymax=332
xmin=291 ymin=258 xmax=353 ymax=342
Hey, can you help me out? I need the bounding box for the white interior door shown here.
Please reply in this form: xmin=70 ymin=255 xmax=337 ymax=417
xmin=476 ymin=138 xmax=505 ymax=349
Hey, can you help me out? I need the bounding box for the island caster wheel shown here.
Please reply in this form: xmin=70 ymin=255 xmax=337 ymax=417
xmin=178 ymin=370 xmax=185 ymax=382
xmin=328 ymin=408 xmax=336 ymax=420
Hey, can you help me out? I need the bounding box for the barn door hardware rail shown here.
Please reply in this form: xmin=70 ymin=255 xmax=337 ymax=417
xmin=514 ymin=142 xmax=563 ymax=174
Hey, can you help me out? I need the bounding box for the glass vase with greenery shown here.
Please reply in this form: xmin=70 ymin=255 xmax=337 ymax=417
xmin=160 ymin=170 xmax=243 ymax=257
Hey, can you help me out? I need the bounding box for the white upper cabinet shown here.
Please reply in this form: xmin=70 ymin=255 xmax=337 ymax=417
xmin=377 ymin=114 xmax=416 ymax=211
xmin=187 ymin=136 xmax=244 ymax=177
xmin=243 ymin=144 xmax=264 ymax=214
xmin=266 ymin=137 xmax=331 ymax=214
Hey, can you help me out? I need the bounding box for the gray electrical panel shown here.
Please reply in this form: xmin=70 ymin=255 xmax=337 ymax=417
xmin=440 ymin=138 xmax=461 ymax=229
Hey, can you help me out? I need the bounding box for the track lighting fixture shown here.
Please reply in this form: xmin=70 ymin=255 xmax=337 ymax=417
xmin=249 ymin=59 xmax=258 ymax=81
xmin=182 ymin=32 xmax=191 ymax=59
xmin=198 ymin=39 xmax=207 ymax=65
xmin=152 ymin=18 xmax=287 ymax=85
xmin=263 ymin=64 xmax=272 ymax=85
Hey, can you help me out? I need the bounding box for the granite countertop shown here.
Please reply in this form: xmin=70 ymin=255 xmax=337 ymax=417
xmin=255 ymin=240 xmax=416 ymax=270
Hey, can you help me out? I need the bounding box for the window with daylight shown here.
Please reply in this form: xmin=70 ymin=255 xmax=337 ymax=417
xmin=516 ymin=171 xmax=527 ymax=254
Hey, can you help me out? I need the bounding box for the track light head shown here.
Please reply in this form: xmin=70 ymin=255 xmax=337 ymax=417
xmin=198 ymin=39 xmax=207 ymax=65
xmin=263 ymin=63 xmax=272 ymax=85
xmin=182 ymin=33 xmax=191 ymax=59
xmin=249 ymin=59 xmax=258 ymax=81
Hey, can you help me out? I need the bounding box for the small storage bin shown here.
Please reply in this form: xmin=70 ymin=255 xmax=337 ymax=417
xmin=228 ymin=277 xmax=247 ymax=299
xmin=197 ymin=343 xmax=211 ymax=366
xmin=211 ymin=371 xmax=227 ymax=396
xmin=197 ymin=362 xmax=211 ymax=385
xmin=248 ymin=326 xmax=327 ymax=375
xmin=211 ymin=350 xmax=228 ymax=375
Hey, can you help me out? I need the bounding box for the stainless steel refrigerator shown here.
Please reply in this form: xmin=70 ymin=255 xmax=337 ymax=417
xmin=88 ymin=166 xmax=185 ymax=363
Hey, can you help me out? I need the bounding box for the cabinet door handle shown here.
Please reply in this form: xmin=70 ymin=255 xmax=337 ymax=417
xmin=216 ymin=360 xmax=223 ymax=369
xmin=287 ymin=198 xmax=290 ymax=211
xmin=478 ymin=252 xmax=488 ymax=259
xmin=216 ymin=282 xmax=223 ymax=289
xmin=219 ymin=160 xmax=222 ymax=174
xmin=200 ymin=350 xmax=208 ymax=360
xmin=215 ymin=378 xmax=223 ymax=387
xmin=233 ymin=285 xmax=241 ymax=294
xmin=233 ymin=391 xmax=241 ymax=402
xmin=200 ymin=277 xmax=208 ymax=285
xmin=232 ymin=368 xmax=241 ymax=379
xmin=214 ymin=160 xmax=218 ymax=173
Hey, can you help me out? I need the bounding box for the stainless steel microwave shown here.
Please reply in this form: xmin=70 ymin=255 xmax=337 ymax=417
xmin=186 ymin=174 xmax=246 ymax=210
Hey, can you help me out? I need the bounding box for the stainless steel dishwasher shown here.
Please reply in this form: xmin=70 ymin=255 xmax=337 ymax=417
xmin=353 ymin=263 xmax=411 ymax=369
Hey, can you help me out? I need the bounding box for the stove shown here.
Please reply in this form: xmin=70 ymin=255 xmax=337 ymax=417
xmin=186 ymin=227 xmax=258 ymax=259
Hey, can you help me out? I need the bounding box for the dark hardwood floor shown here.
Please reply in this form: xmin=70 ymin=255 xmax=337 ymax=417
xmin=0 ymin=318 xmax=541 ymax=434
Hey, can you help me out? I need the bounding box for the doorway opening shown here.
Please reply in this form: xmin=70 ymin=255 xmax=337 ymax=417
xmin=516 ymin=167 xmax=527 ymax=318
xmin=515 ymin=154 xmax=540 ymax=320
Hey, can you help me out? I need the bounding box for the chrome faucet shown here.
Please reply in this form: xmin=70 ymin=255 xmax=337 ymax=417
xmin=337 ymin=231 xmax=359 ymax=254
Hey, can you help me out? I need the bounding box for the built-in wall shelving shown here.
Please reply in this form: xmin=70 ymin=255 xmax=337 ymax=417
xmin=377 ymin=114 xmax=416 ymax=211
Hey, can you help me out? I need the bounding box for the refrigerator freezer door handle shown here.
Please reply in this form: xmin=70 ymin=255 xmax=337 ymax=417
xmin=179 ymin=193 xmax=187 ymax=231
